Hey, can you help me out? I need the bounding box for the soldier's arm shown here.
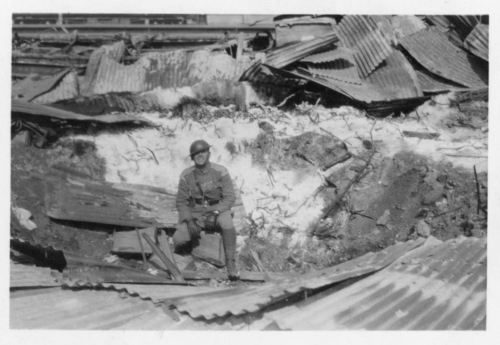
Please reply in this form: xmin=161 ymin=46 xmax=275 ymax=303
xmin=176 ymin=176 xmax=192 ymax=223
xmin=210 ymin=171 xmax=236 ymax=213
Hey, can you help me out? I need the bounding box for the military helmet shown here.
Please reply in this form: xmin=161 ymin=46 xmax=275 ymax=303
xmin=189 ymin=140 xmax=211 ymax=157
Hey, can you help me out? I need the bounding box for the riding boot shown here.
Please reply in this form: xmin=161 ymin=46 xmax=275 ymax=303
xmin=221 ymin=227 xmax=239 ymax=280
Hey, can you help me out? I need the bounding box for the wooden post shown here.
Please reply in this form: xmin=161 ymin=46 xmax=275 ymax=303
xmin=142 ymin=234 xmax=186 ymax=283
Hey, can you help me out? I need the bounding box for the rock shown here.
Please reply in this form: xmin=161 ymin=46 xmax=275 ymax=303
xmin=422 ymin=187 xmax=444 ymax=206
xmin=415 ymin=220 xmax=431 ymax=238
xmin=376 ymin=210 xmax=391 ymax=226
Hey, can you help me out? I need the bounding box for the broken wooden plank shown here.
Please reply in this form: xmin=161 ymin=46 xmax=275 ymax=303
xmin=143 ymin=234 xmax=185 ymax=283
xmin=12 ymin=99 xmax=154 ymax=125
xmin=191 ymin=232 xmax=226 ymax=267
xmin=402 ymin=131 xmax=440 ymax=139
xmin=43 ymin=167 xmax=248 ymax=232
xmin=112 ymin=227 xmax=157 ymax=254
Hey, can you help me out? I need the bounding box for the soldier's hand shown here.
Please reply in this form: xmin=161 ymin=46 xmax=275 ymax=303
xmin=186 ymin=219 xmax=201 ymax=239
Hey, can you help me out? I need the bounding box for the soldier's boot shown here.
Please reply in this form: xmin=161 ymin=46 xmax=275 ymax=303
xmin=221 ymin=227 xmax=239 ymax=281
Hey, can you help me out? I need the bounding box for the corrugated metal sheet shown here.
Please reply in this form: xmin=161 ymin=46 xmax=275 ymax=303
xmin=301 ymin=47 xmax=356 ymax=64
xmin=10 ymin=287 xmax=176 ymax=330
xmin=44 ymin=167 xmax=247 ymax=231
xmin=366 ymin=50 xmax=423 ymax=99
xmin=371 ymin=15 xmax=397 ymax=45
xmin=11 ymin=69 xmax=70 ymax=101
xmin=271 ymin=66 xmax=393 ymax=103
xmin=32 ymin=71 xmax=80 ymax=104
xmin=166 ymin=238 xmax=426 ymax=319
xmin=12 ymin=99 xmax=153 ymax=125
xmin=399 ymin=27 xmax=488 ymax=88
xmin=425 ymin=16 xmax=463 ymax=47
xmin=416 ymin=70 xmax=468 ymax=93
xmin=390 ymin=15 xmax=427 ymax=41
xmin=336 ymin=15 xmax=393 ymax=78
xmin=446 ymin=15 xmax=480 ymax=40
xmin=301 ymin=48 xmax=361 ymax=84
xmin=269 ymin=236 xmax=486 ymax=330
xmin=84 ymin=49 xmax=238 ymax=96
xmin=10 ymin=261 xmax=63 ymax=287
xmin=464 ymin=24 xmax=488 ymax=61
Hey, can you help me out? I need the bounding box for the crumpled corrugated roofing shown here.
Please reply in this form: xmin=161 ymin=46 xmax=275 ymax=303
xmin=267 ymin=236 xmax=486 ymax=330
xmin=366 ymin=50 xmax=423 ymax=99
xmin=301 ymin=47 xmax=361 ymax=84
xmin=464 ymin=24 xmax=488 ymax=61
xmin=10 ymin=260 xmax=63 ymax=288
xmin=416 ymin=70 xmax=467 ymax=93
xmin=84 ymin=49 xmax=241 ymax=96
xmin=272 ymin=66 xmax=393 ymax=103
xmin=399 ymin=27 xmax=488 ymax=88
xmin=11 ymin=69 xmax=70 ymax=102
xmin=32 ymin=71 xmax=80 ymax=104
xmin=336 ymin=15 xmax=393 ymax=79
xmin=166 ymin=238 xmax=425 ymax=319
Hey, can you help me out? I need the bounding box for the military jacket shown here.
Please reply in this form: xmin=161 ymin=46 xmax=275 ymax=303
xmin=176 ymin=162 xmax=236 ymax=223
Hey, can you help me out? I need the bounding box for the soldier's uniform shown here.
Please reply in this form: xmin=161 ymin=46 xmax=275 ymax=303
xmin=173 ymin=162 xmax=236 ymax=248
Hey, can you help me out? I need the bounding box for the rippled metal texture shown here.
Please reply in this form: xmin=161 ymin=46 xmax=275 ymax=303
xmin=366 ymin=50 xmax=423 ymax=99
xmin=464 ymin=24 xmax=488 ymax=61
xmin=400 ymin=27 xmax=487 ymax=88
xmin=336 ymin=15 xmax=393 ymax=79
xmin=269 ymin=236 xmax=486 ymax=330
xmin=166 ymin=238 xmax=426 ymax=319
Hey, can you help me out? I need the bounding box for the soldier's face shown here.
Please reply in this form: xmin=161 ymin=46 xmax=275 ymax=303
xmin=193 ymin=149 xmax=210 ymax=166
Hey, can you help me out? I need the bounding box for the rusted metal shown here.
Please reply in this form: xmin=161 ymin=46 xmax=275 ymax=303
xmin=366 ymin=50 xmax=423 ymax=99
xmin=464 ymin=24 xmax=488 ymax=61
xmin=269 ymin=236 xmax=486 ymax=330
xmin=335 ymin=15 xmax=393 ymax=79
xmin=399 ymin=27 xmax=488 ymax=89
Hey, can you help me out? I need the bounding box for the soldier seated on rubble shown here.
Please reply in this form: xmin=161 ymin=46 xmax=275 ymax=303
xmin=173 ymin=139 xmax=240 ymax=280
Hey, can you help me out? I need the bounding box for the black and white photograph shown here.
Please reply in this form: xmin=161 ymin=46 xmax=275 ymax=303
xmin=3 ymin=0 xmax=498 ymax=341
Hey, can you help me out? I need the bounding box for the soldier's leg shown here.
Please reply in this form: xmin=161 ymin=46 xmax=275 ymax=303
xmin=172 ymin=222 xmax=192 ymax=253
xmin=217 ymin=210 xmax=239 ymax=280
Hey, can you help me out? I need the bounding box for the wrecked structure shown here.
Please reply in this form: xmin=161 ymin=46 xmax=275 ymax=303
xmin=10 ymin=14 xmax=488 ymax=331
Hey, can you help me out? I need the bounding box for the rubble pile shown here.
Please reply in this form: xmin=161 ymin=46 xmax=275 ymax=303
xmin=10 ymin=14 xmax=489 ymax=330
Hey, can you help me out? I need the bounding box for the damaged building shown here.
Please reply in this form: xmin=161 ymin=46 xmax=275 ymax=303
xmin=9 ymin=13 xmax=489 ymax=331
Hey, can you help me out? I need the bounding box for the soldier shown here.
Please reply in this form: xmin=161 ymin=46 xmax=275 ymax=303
xmin=174 ymin=140 xmax=239 ymax=280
